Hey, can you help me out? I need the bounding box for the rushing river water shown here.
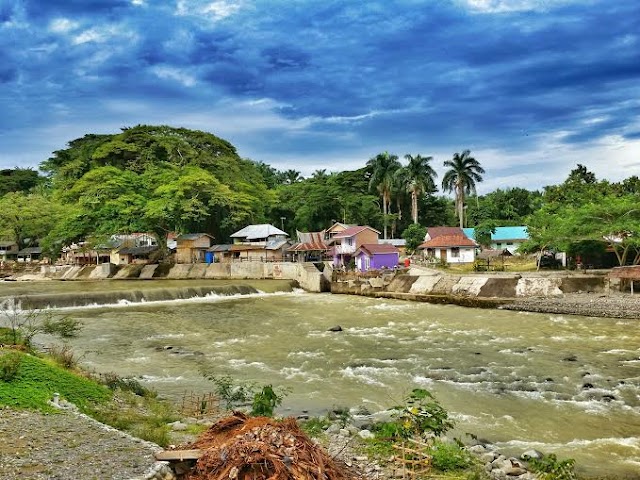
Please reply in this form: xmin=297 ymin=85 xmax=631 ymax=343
xmin=3 ymin=279 xmax=640 ymax=478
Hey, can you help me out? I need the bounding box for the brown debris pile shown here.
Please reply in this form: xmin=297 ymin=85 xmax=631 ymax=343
xmin=182 ymin=412 xmax=357 ymax=480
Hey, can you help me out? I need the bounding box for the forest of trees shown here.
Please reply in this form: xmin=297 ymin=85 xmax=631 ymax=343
xmin=1 ymin=125 xmax=639 ymax=265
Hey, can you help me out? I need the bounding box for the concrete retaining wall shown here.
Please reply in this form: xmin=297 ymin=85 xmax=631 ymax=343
xmin=333 ymin=271 xmax=606 ymax=299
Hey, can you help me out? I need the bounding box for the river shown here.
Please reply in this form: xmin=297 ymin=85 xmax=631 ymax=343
xmin=2 ymin=279 xmax=639 ymax=478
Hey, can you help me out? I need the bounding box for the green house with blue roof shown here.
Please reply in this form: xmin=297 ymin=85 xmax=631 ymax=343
xmin=463 ymin=226 xmax=529 ymax=254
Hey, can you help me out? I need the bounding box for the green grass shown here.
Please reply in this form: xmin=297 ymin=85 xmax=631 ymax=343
xmin=298 ymin=416 xmax=331 ymax=437
xmin=0 ymin=350 xmax=111 ymax=411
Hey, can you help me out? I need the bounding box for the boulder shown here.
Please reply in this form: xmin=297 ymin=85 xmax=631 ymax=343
xmin=521 ymin=449 xmax=543 ymax=460
xmin=358 ymin=429 xmax=375 ymax=440
xmin=328 ymin=325 xmax=343 ymax=332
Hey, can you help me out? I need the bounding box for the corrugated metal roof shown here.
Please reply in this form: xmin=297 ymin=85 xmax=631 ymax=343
xmin=355 ymin=243 xmax=399 ymax=256
xmin=419 ymin=235 xmax=476 ymax=248
xmin=177 ymin=233 xmax=214 ymax=241
xmin=463 ymin=226 xmax=529 ymax=241
xmin=230 ymin=224 xmax=288 ymax=240
xmin=117 ymin=246 xmax=157 ymax=255
xmin=208 ymin=244 xmax=233 ymax=252
xmin=379 ymin=239 xmax=406 ymax=247
xmin=17 ymin=247 xmax=42 ymax=255
xmin=332 ymin=225 xmax=381 ymax=239
xmin=426 ymin=227 xmax=465 ymax=240
xmin=265 ymin=238 xmax=289 ymax=250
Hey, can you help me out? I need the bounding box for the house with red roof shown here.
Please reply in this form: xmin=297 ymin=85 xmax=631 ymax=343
xmin=354 ymin=243 xmax=399 ymax=272
xmin=418 ymin=226 xmax=477 ymax=264
xmin=331 ymin=225 xmax=381 ymax=267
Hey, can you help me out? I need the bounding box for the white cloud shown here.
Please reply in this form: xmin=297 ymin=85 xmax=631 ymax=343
xmin=72 ymin=25 xmax=136 ymax=45
xmin=49 ymin=18 xmax=79 ymax=34
xmin=151 ymin=66 xmax=197 ymax=87
xmin=459 ymin=0 xmax=576 ymax=14
xmin=175 ymin=0 xmax=244 ymax=20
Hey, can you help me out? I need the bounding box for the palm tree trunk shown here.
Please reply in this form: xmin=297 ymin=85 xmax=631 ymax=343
xmin=412 ymin=190 xmax=418 ymax=224
xmin=457 ymin=185 xmax=465 ymax=229
xmin=383 ymin=191 xmax=389 ymax=240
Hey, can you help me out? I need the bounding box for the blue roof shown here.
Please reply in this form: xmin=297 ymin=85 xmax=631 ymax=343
xmin=463 ymin=226 xmax=529 ymax=241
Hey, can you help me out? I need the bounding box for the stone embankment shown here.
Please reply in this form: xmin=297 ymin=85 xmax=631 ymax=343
xmin=330 ymin=267 xmax=640 ymax=318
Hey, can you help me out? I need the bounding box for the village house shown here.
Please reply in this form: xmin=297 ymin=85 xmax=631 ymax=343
xmin=206 ymin=244 xmax=234 ymax=263
xmin=61 ymin=233 xmax=159 ymax=265
xmin=0 ymin=241 xmax=18 ymax=261
xmin=354 ymin=243 xmax=400 ymax=272
xmin=418 ymin=226 xmax=477 ymax=264
xmin=378 ymin=238 xmax=406 ymax=257
xmin=176 ymin=233 xmax=215 ymax=263
xmin=17 ymin=246 xmax=44 ymax=263
xmin=229 ymin=224 xmax=290 ymax=262
xmin=288 ymin=230 xmax=330 ymax=262
xmin=463 ymin=226 xmax=529 ymax=254
xmin=332 ymin=225 xmax=381 ymax=267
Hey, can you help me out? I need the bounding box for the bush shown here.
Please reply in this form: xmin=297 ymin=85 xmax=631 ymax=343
xmin=101 ymin=372 xmax=156 ymax=398
xmin=0 ymin=352 xmax=22 ymax=381
xmin=299 ymin=417 xmax=331 ymax=437
xmin=429 ymin=440 xmax=473 ymax=471
xmin=205 ymin=374 xmax=256 ymax=410
xmin=48 ymin=344 xmax=81 ymax=369
xmin=528 ymin=453 xmax=577 ymax=480
xmin=251 ymin=384 xmax=285 ymax=417
xmin=393 ymin=388 xmax=455 ymax=439
xmin=42 ymin=316 xmax=83 ymax=338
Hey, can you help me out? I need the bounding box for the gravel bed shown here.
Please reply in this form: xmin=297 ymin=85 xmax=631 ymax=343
xmin=0 ymin=407 xmax=161 ymax=480
xmin=502 ymin=292 xmax=640 ymax=319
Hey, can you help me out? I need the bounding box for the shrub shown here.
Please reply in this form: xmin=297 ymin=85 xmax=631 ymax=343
xmin=0 ymin=352 xmax=22 ymax=381
xmin=393 ymin=388 xmax=455 ymax=439
xmin=42 ymin=316 xmax=83 ymax=338
xmin=48 ymin=344 xmax=81 ymax=369
xmin=299 ymin=417 xmax=331 ymax=437
xmin=204 ymin=374 xmax=257 ymax=410
xmin=101 ymin=372 xmax=156 ymax=398
xmin=528 ymin=453 xmax=577 ymax=480
xmin=429 ymin=440 xmax=473 ymax=471
xmin=251 ymin=384 xmax=285 ymax=417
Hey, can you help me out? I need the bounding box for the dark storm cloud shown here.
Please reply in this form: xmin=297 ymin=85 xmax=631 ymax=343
xmin=1 ymin=0 xmax=639 ymax=185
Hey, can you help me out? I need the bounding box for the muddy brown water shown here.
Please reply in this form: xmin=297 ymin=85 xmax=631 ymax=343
xmin=2 ymin=279 xmax=639 ymax=478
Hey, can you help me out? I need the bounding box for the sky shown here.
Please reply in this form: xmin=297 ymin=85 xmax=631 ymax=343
xmin=1 ymin=0 xmax=639 ymax=193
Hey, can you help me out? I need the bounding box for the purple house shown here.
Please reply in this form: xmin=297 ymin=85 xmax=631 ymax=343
xmin=354 ymin=243 xmax=399 ymax=272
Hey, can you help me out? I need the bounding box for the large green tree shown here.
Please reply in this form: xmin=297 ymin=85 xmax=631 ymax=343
xmin=367 ymin=152 xmax=402 ymax=239
xmin=442 ymin=150 xmax=484 ymax=228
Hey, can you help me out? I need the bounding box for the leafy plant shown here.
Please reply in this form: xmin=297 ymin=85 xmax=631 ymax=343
xmin=0 ymin=351 xmax=22 ymax=381
xmin=429 ymin=440 xmax=473 ymax=471
xmin=528 ymin=453 xmax=577 ymax=480
xmin=101 ymin=372 xmax=156 ymax=398
xmin=393 ymin=388 xmax=455 ymax=439
xmin=0 ymin=297 xmax=83 ymax=348
xmin=204 ymin=374 xmax=257 ymax=410
xmin=251 ymin=384 xmax=287 ymax=417
xmin=299 ymin=417 xmax=331 ymax=437
xmin=330 ymin=406 xmax=353 ymax=428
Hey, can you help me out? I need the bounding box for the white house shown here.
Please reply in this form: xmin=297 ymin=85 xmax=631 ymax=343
xmin=418 ymin=227 xmax=477 ymax=264
xmin=463 ymin=226 xmax=529 ymax=254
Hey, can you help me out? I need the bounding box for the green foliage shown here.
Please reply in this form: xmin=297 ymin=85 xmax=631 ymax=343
xmin=528 ymin=453 xmax=577 ymax=480
xmin=251 ymin=384 xmax=287 ymax=417
xmin=0 ymin=168 xmax=43 ymax=196
xmin=474 ymin=221 xmax=497 ymax=247
xmin=0 ymin=299 xmax=83 ymax=348
xmin=330 ymin=406 xmax=353 ymax=428
xmin=42 ymin=316 xmax=83 ymax=338
xmin=429 ymin=440 xmax=473 ymax=471
xmin=205 ymin=374 xmax=256 ymax=410
xmin=393 ymin=388 xmax=455 ymax=439
xmin=101 ymin=372 xmax=156 ymax=398
xmin=0 ymin=351 xmax=22 ymax=381
xmin=402 ymin=224 xmax=427 ymax=254
xmin=299 ymin=417 xmax=331 ymax=437
xmin=0 ymin=351 xmax=111 ymax=410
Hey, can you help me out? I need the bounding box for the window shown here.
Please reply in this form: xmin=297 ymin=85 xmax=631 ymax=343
xmin=451 ymin=247 xmax=460 ymax=258
xmin=507 ymin=242 xmax=513 ymax=246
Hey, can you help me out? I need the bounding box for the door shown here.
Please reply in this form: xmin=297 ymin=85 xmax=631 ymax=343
xmin=440 ymin=249 xmax=447 ymax=261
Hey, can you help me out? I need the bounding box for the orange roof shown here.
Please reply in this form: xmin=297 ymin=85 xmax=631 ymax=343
xmin=419 ymin=234 xmax=476 ymax=249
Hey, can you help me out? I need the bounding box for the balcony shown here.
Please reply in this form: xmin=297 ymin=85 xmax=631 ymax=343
xmin=334 ymin=243 xmax=355 ymax=255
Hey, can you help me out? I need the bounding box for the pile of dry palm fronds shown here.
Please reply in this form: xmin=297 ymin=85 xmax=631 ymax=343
xmin=182 ymin=412 xmax=357 ymax=480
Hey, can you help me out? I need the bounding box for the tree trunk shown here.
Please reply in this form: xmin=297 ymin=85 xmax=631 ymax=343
xmin=412 ymin=190 xmax=418 ymax=224
xmin=457 ymin=186 xmax=465 ymax=229
xmin=383 ymin=191 xmax=389 ymax=240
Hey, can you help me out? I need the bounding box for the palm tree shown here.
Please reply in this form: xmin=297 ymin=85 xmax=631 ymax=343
xmin=400 ymin=154 xmax=438 ymax=224
xmin=367 ymin=152 xmax=401 ymax=239
xmin=442 ymin=150 xmax=485 ymax=228
xmin=282 ymin=169 xmax=303 ymax=184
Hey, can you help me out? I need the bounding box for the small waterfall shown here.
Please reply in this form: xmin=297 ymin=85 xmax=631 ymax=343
xmin=0 ymin=283 xmax=293 ymax=310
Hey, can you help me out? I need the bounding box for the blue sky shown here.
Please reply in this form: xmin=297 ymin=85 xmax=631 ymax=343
xmin=1 ymin=0 xmax=639 ymax=192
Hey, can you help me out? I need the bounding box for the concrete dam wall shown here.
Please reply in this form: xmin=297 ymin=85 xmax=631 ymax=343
xmin=34 ymin=261 xmax=330 ymax=293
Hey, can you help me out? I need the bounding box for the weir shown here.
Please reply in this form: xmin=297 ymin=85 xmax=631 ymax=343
xmin=1 ymin=282 xmax=296 ymax=309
